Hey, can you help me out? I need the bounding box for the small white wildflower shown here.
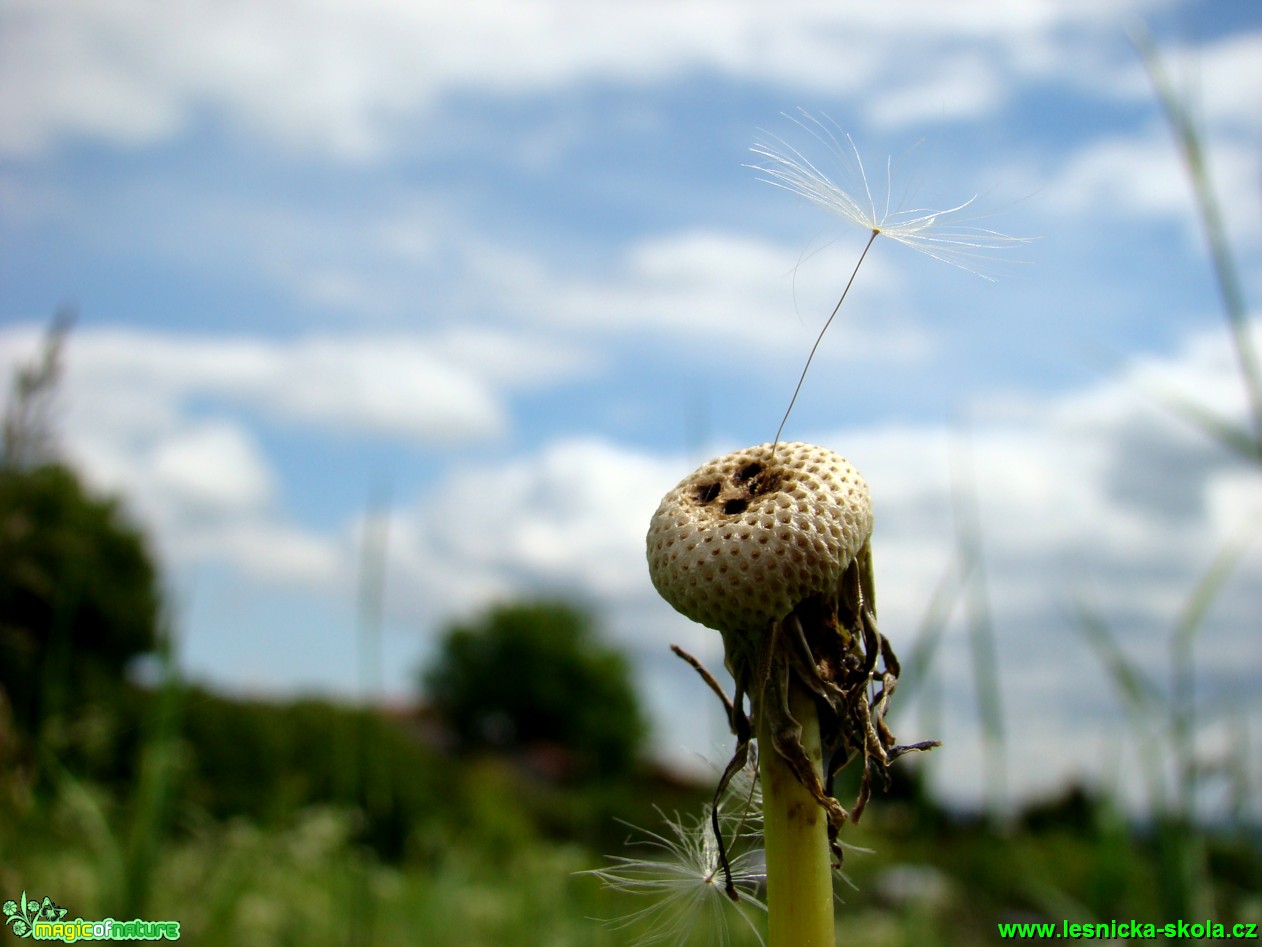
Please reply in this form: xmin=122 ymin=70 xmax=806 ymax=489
xmin=749 ymin=108 xmax=1032 ymax=278
xmin=582 ymin=806 xmax=767 ymax=946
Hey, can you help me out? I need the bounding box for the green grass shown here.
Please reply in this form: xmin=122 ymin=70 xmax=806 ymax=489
xmin=6 ymin=803 xmax=587 ymax=946
xmin=0 ymin=787 xmax=751 ymax=946
xmin=3 ymin=742 xmax=1257 ymax=947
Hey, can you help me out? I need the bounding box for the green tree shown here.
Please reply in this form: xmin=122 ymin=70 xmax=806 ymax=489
xmin=0 ymin=462 xmax=163 ymax=745
xmin=0 ymin=316 xmax=162 ymax=745
xmin=422 ymin=600 xmax=647 ymax=779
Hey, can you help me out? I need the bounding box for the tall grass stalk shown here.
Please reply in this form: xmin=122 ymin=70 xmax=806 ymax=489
xmin=1134 ymin=31 xmax=1262 ymax=455
xmin=1076 ymin=605 xmax=1167 ymax=814
xmin=950 ymin=441 xmax=1007 ymax=823
xmin=1168 ymin=532 xmax=1253 ymax=825
xmin=350 ymin=484 xmax=391 ymax=947
xmin=120 ymin=620 xmax=182 ymax=919
xmin=355 ymin=483 xmax=392 ymax=816
xmin=1076 ymin=530 xmax=1254 ymax=918
xmin=1073 ymin=30 xmax=1262 ymax=919
xmin=898 ymin=552 xmax=970 ymax=809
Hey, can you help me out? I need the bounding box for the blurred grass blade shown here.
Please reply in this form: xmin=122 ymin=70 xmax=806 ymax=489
xmin=1169 ymin=525 xmax=1257 ymax=824
xmin=1074 ymin=603 xmax=1162 ymax=717
xmin=1143 ymin=388 xmax=1262 ymax=465
xmin=1075 ymin=600 xmax=1170 ymax=815
xmin=900 ymin=556 xmax=969 ymax=701
xmin=1134 ymin=29 xmax=1262 ymax=454
xmin=1170 ymin=525 xmax=1256 ymax=656
xmin=951 ymin=439 xmax=1006 ymax=819
xmin=351 ymin=482 xmax=391 ymax=947
xmin=123 ymin=616 xmax=183 ymax=918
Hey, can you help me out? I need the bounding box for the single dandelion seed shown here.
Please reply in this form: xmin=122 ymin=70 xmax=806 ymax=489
xmin=581 ymin=806 xmax=768 ymax=946
xmin=748 ymin=108 xmax=1033 ymax=449
xmin=749 ymin=108 xmax=1030 ymax=276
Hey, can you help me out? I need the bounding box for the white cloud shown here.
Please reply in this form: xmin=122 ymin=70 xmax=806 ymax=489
xmin=4 ymin=308 xmax=1257 ymax=811
xmin=469 ymin=228 xmax=934 ymax=364
xmin=1040 ymin=30 xmax=1262 ymax=251
xmin=362 ymin=316 xmax=1261 ymax=811
xmin=148 ymin=421 xmax=275 ymax=513
xmin=1159 ymin=30 xmax=1262 ymax=137
xmin=381 ymin=437 xmax=678 ymax=626
xmin=865 ymin=47 xmax=1009 ymax=128
xmin=0 ymin=1 xmax=187 ymax=156
xmin=255 ymin=335 xmax=507 ymax=440
xmin=20 ymin=325 xmax=568 ymax=444
xmin=178 ymin=519 xmax=344 ymax=587
xmin=0 ymin=320 xmax=590 ymax=589
xmin=1044 ymin=129 xmax=1189 ymax=218
xmin=0 ymin=0 xmax=1199 ymax=160
xmin=133 ymin=422 xmax=341 ymax=586
xmin=1044 ymin=123 xmax=1262 ymax=254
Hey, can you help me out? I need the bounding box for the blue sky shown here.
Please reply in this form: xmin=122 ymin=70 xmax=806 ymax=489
xmin=2 ymin=0 xmax=1260 ymax=815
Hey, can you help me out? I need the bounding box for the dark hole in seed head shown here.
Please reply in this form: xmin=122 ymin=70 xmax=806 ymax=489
xmin=736 ymin=461 xmax=780 ymax=499
xmin=723 ymin=498 xmax=749 ymax=515
xmin=696 ymin=482 xmax=721 ymax=504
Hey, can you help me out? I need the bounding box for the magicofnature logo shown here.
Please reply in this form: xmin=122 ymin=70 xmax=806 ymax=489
xmin=3 ymin=892 xmax=180 ymax=942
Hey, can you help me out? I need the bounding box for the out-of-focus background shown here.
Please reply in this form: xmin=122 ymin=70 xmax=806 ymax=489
xmin=2 ymin=1 xmax=1259 ymax=943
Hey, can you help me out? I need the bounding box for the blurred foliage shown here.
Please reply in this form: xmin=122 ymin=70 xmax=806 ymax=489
xmin=3 ymin=760 xmax=1258 ymax=946
xmin=4 ymin=680 xmax=691 ymax=866
xmin=0 ymin=796 xmax=652 ymax=947
xmin=422 ymin=600 xmax=648 ymax=780
xmin=0 ymin=462 xmax=161 ymax=747
xmin=0 ymin=310 xmax=162 ymax=761
xmin=172 ymin=690 xmax=455 ymax=862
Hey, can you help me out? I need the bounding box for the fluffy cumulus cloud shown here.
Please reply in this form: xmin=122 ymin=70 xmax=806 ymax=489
xmin=147 ymin=420 xmax=275 ymax=513
xmin=0 ymin=321 xmax=590 ymax=584
xmin=812 ymin=320 xmax=1261 ymax=807
xmin=1044 ymin=125 xmax=1261 ymax=258
xmin=381 ymin=437 xmax=680 ymax=623
xmin=479 ymin=228 xmax=930 ymax=363
xmin=319 ymin=316 xmax=1258 ymax=808
xmin=0 ymin=323 xmax=593 ymax=446
xmin=3 ymin=313 xmax=1257 ymax=810
xmin=0 ymin=0 xmax=1185 ymax=160
xmin=1041 ymin=30 xmax=1262 ymax=253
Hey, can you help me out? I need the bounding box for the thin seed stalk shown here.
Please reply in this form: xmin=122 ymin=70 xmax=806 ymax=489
xmin=758 ymin=675 xmax=836 ymax=947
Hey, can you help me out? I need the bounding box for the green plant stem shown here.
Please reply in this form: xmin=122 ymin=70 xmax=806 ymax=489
xmin=758 ymin=676 xmax=835 ymax=947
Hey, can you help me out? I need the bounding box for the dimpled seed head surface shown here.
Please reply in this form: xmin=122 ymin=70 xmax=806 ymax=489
xmin=646 ymin=442 xmax=872 ymax=636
